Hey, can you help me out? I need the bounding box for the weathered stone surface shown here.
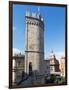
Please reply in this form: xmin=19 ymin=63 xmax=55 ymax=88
xmin=25 ymin=16 xmax=44 ymax=76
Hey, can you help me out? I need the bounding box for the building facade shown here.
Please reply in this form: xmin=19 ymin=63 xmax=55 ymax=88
xmin=43 ymin=60 xmax=50 ymax=77
xmin=12 ymin=54 xmax=25 ymax=85
xmin=48 ymin=51 xmax=60 ymax=76
xmin=60 ymin=56 xmax=65 ymax=77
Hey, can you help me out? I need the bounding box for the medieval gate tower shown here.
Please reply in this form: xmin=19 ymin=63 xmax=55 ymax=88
xmin=25 ymin=10 xmax=44 ymax=84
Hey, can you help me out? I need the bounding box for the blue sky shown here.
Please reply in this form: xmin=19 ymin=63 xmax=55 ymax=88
xmin=13 ymin=4 xmax=65 ymax=59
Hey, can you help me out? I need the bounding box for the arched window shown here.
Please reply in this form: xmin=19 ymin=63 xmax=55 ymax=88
xmin=29 ymin=62 xmax=32 ymax=75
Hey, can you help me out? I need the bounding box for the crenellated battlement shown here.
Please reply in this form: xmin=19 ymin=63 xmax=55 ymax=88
xmin=25 ymin=12 xmax=44 ymax=29
xmin=25 ymin=11 xmax=44 ymax=22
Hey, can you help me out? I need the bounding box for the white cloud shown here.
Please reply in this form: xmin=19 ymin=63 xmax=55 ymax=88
xmin=55 ymin=51 xmax=65 ymax=59
xmin=13 ymin=48 xmax=22 ymax=56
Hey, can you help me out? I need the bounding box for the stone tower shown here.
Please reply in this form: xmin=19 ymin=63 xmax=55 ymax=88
xmin=25 ymin=11 xmax=44 ymax=81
